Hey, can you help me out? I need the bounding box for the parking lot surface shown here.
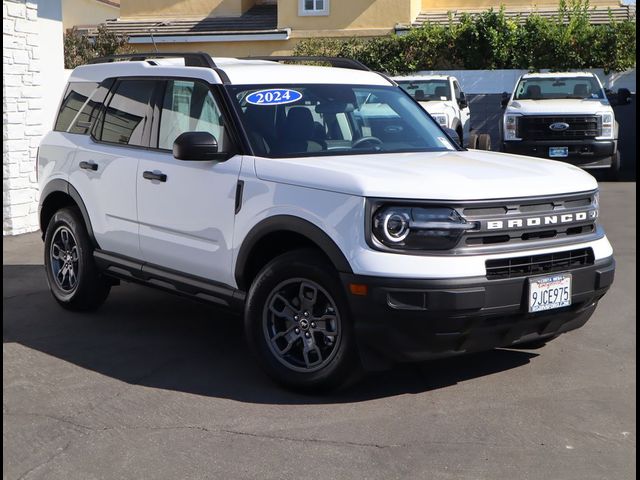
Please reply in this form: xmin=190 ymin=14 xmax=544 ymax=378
xmin=3 ymin=182 xmax=635 ymax=480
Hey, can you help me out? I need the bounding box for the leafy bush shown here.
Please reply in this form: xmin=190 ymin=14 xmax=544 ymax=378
xmin=293 ymin=0 xmax=636 ymax=74
xmin=64 ymin=25 xmax=132 ymax=69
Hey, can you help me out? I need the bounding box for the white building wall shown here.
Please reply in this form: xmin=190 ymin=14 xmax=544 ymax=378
xmin=3 ymin=0 xmax=65 ymax=236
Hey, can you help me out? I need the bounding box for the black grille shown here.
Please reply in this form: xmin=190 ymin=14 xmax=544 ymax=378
xmin=486 ymin=248 xmax=595 ymax=279
xmin=518 ymin=115 xmax=601 ymax=140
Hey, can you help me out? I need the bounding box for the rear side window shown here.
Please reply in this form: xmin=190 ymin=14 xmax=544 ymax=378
xmin=95 ymin=79 xmax=155 ymax=146
xmin=54 ymin=82 xmax=100 ymax=134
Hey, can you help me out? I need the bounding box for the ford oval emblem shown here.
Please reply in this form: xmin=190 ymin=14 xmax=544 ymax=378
xmin=549 ymin=122 xmax=570 ymax=131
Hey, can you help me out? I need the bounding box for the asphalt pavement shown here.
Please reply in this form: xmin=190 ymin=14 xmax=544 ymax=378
xmin=3 ymin=182 xmax=636 ymax=480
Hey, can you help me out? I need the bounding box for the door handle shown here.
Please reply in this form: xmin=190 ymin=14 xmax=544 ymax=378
xmin=79 ymin=161 xmax=98 ymax=171
xmin=143 ymin=171 xmax=167 ymax=182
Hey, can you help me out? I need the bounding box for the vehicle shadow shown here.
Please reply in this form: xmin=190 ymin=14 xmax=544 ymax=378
xmin=4 ymin=265 xmax=537 ymax=405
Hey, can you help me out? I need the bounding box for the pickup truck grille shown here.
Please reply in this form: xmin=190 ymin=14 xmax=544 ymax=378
xmin=485 ymin=248 xmax=594 ymax=279
xmin=518 ymin=115 xmax=601 ymax=140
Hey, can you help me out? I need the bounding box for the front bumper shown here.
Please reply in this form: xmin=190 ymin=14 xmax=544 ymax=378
xmin=503 ymin=139 xmax=616 ymax=169
xmin=341 ymin=257 xmax=615 ymax=370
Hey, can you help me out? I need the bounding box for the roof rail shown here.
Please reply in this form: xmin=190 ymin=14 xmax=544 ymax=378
xmin=88 ymin=52 xmax=217 ymax=68
xmin=242 ymin=56 xmax=371 ymax=72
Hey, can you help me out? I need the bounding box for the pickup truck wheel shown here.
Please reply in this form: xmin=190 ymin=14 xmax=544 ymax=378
xmin=245 ymin=249 xmax=359 ymax=391
xmin=44 ymin=207 xmax=111 ymax=311
xmin=467 ymin=133 xmax=478 ymax=149
xmin=607 ymin=151 xmax=621 ymax=181
xmin=477 ymin=133 xmax=492 ymax=151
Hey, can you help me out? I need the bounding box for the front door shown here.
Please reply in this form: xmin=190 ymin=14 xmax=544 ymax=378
xmin=136 ymin=79 xmax=242 ymax=286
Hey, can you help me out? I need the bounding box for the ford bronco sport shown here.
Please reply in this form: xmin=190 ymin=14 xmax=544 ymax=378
xmin=500 ymin=72 xmax=631 ymax=180
xmin=38 ymin=54 xmax=615 ymax=390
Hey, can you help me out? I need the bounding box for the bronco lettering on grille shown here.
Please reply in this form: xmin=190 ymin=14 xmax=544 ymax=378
xmin=485 ymin=210 xmax=596 ymax=230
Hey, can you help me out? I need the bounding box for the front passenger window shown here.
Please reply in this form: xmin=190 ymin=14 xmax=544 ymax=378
xmin=158 ymin=80 xmax=227 ymax=151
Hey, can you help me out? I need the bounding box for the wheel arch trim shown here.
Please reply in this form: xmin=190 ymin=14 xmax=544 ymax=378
xmin=235 ymin=215 xmax=353 ymax=289
xmin=39 ymin=179 xmax=99 ymax=248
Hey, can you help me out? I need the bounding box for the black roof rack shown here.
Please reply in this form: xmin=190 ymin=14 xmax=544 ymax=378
xmin=242 ymin=56 xmax=371 ymax=72
xmin=88 ymin=52 xmax=217 ymax=68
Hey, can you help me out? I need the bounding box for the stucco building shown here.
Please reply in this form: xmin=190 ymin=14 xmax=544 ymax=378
xmin=82 ymin=0 xmax=633 ymax=57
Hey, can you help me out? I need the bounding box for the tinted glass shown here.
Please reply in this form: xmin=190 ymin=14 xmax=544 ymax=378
xmin=97 ymin=80 xmax=155 ymax=146
xmin=54 ymin=82 xmax=102 ymax=134
xmin=158 ymin=80 xmax=227 ymax=151
xmin=453 ymin=81 xmax=461 ymax=100
xmin=396 ymin=80 xmax=451 ymax=101
xmin=230 ymin=84 xmax=455 ymax=158
xmin=514 ymin=77 xmax=604 ymax=100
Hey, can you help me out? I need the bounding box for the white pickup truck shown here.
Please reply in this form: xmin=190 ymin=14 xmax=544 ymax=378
xmin=500 ymin=72 xmax=631 ymax=180
xmin=394 ymin=75 xmax=490 ymax=149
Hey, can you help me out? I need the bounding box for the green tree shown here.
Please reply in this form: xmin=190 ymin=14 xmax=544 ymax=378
xmin=64 ymin=25 xmax=131 ymax=69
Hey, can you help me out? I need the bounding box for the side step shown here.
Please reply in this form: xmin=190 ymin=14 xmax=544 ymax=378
xmin=94 ymin=250 xmax=245 ymax=312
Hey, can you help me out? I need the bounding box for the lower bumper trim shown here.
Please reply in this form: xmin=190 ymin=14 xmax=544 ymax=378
xmin=341 ymin=257 xmax=614 ymax=369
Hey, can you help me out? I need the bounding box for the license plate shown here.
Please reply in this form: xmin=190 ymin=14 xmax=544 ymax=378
xmin=549 ymin=147 xmax=568 ymax=158
xmin=528 ymin=274 xmax=572 ymax=313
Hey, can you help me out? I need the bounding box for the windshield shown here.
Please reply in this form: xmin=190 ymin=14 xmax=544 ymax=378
xmin=396 ymin=80 xmax=451 ymax=101
xmin=228 ymin=84 xmax=456 ymax=158
xmin=514 ymin=77 xmax=604 ymax=100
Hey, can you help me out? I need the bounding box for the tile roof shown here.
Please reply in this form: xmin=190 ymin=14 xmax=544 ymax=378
xmin=85 ymin=4 xmax=280 ymax=37
xmin=407 ymin=4 xmax=636 ymax=27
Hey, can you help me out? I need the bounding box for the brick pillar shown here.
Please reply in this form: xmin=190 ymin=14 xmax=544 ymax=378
xmin=3 ymin=0 xmax=43 ymax=235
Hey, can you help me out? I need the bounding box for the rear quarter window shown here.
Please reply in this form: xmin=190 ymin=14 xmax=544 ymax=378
xmin=54 ymin=82 xmax=109 ymax=134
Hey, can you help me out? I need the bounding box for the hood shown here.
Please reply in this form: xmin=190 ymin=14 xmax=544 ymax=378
xmin=418 ymin=100 xmax=450 ymax=114
xmin=507 ymin=98 xmax=612 ymax=115
xmin=254 ymin=150 xmax=597 ymax=200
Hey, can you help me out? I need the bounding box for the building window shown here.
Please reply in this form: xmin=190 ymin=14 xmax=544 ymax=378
xmin=299 ymin=0 xmax=329 ymax=16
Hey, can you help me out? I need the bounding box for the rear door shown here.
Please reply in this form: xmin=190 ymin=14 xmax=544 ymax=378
xmin=71 ymin=78 xmax=158 ymax=258
xmin=136 ymin=79 xmax=242 ymax=286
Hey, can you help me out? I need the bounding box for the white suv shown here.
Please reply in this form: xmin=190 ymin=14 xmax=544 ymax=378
xmin=38 ymin=54 xmax=615 ymax=390
xmin=501 ymin=72 xmax=631 ymax=180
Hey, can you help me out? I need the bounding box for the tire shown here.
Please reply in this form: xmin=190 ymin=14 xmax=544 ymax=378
xmin=467 ymin=133 xmax=478 ymax=149
xmin=244 ymin=248 xmax=360 ymax=391
xmin=44 ymin=207 xmax=111 ymax=311
xmin=606 ymin=151 xmax=621 ymax=181
xmin=510 ymin=335 xmax=559 ymax=350
xmin=477 ymin=133 xmax=492 ymax=151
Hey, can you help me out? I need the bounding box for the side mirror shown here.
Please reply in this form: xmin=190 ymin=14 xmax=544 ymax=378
xmin=173 ymin=131 xmax=230 ymax=161
xmin=442 ymin=127 xmax=461 ymax=147
xmin=617 ymin=87 xmax=632 ymax=106
xmin=500 ymin=92 xmax=509 ymax=108
xmin=458 ymin=93 xmax=468 ymax=109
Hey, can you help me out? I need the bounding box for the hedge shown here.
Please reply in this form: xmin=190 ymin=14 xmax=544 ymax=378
xmin=293 ymin=1 xmax=636 ymax=74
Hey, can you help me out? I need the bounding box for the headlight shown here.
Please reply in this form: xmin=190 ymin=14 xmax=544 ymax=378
xmin=503 ymin=113 xmax=521 ymax=141
xmin=431 ymin=113 xmax=448 ymax=127
xmin=372 ymin=206 xmax=478 ymax=251
xmin=596 ymin=111 xmax=614 ymax=139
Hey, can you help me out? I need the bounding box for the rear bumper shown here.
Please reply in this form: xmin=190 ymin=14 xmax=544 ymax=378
xmin=341 ymin=256 xmax=615 ymax=370
xmin=503 ymin=139 xmax=616 ymax=169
